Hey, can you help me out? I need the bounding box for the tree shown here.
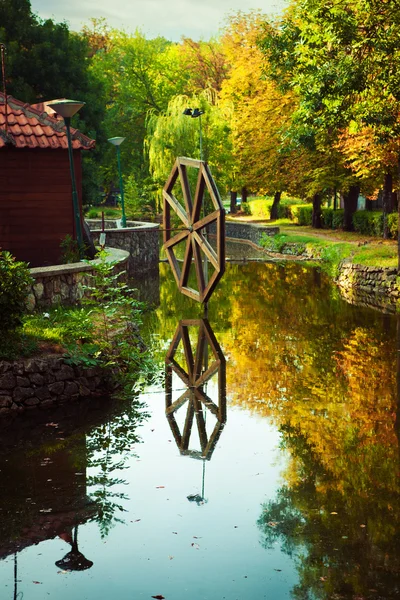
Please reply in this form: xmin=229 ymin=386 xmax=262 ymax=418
xmin=259 ymin=0 xmax=400 ymax=247
xmin=88 ymin=28 xmax=189 ymax=202
xmin=146 ymin=93 xmax=234 ymax=202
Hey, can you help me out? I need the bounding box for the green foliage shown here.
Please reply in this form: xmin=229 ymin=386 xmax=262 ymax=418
xmin=241 ymin=202 xmax=252 ymax=215
xmin=0 ymin=250 xmax=33 ymax=333
xmin=81 ymin=251 xmax=155 ymax=396
xmin=321 ymin=208 xmax=345 ymax=230
xmin=86 ymin=208 xmax=100 ymax=219
xmin=388 ymin=213 xmax=398 ymax=240
xmin=291 ymin=204 xmax=313 ymax=226
xmin=352 ymin=211 xmax=384 ymax=237
xmin=60 ymin=235 xmax=81 ymax=264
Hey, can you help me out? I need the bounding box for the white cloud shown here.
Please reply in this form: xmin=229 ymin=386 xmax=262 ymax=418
xmin=31 ymin=0 xmax=287 ymax=40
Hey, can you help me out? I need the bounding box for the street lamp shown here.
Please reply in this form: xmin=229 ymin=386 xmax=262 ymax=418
xmin=47 ymin=99 xmax=85 ymax=254
xmin=108 ymin=136 xmax=127 ymax=227
xmin=183 ymin=107 xmax=204 ymax=161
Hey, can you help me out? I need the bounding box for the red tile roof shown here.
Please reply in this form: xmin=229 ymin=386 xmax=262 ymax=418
xmin=0 ymin=93 xmax=95 ymax=150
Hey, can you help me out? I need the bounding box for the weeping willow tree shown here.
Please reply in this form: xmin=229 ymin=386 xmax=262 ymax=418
xmin=145 ymin=92 xmax=235 ymax=206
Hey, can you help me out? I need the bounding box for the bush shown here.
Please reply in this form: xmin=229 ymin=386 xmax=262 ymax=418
xmin=388 ymin=213 xmax=398 ymax=239
xmin=241 ymin=202 xmax=252 ymax=215
xmin=86 ymin=208 xmax=99 ymax=219
xmin=321 ymin=208 xmax=345 ymax=229
xmin=291 ymin=204 xmax=313 ymax=225
xmin=352 ymin=211 xmax=384 ymax=237
xmin=0 ymin=251 xmax=33 ymax=332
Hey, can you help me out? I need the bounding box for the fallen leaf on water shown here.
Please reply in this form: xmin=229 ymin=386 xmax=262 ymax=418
xmin=33 ymin=581 xmax=42 ymax=584
xmin=191 ymin=543 xmax=200 ymax=550
xmin=330 ymin=512 xmax=338 ymax=515
xmin=193 ymin=536 xmax=202 ymax=539
xmin=360 ymin=524 xmax=366 ymax=528
xmin=151 ymin=596 xmax=165 ymax=599
xmin=172 ymin=532 xmax=178 ymax=535
xmin=156 ymin=486 xmax=165 ymax=489
xmin=274 ymin=569 xmax=282 ymax=572
xmin=168 ymin=556 xmax=174 ymax=560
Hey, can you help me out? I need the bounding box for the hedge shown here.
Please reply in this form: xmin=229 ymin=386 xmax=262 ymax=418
xmin=321 ymin=208 xmax=345 ymax=229
xmin=291 ymin=204 xmax=313 ymax=225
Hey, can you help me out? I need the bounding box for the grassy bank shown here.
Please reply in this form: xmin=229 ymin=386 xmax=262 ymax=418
xmin=229 ymin=215 xmax=398 ymax=271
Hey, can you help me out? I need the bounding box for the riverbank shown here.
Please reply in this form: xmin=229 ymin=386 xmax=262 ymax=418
xmin=225 ymin=215 xmax=400 ymax=312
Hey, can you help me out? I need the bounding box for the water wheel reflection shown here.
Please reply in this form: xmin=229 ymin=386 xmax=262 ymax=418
xmin=165 ymin=319 xmax=226 ymax=462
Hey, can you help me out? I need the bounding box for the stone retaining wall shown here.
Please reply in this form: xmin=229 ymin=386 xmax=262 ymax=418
xmin=0 ymin=356 xmax=111 ymax=416
xmin=210 ymin=221 xmax=279 ymax=245
xmin=87 ymin=219 xmax=159 ymax=275
xmin=27 ymin=248 xmax=129 ymax=310
xmin=336 ymin=263 xmax=399 ymax=313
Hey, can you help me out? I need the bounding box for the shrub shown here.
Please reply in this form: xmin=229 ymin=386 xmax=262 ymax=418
xmin=0 ymin=251 xmax=33 ymax=332
xmin=241 ymin=202 xmax=252 ymax=215
xmin=352 ymin=211 xmax=383 ymax=236
xmin=86 ymin=208 xmax=99 ymax=219
xmin=291 ymin=204 xmax=313 ymax=225
xmin=388 ymin=213 xmax=398 ymax=239
xmin=321 ymin=208 xmax=344 ymax=229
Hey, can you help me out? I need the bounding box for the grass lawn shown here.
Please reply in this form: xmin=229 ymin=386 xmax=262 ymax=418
xmin=227 ymin=214 xmax=398 ymax=268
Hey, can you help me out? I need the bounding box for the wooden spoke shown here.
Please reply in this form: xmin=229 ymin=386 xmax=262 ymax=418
xmin=163 ymin=157 xmax=225 ymax=303
xmin=165 ymin=318 xmax=227 ymax=460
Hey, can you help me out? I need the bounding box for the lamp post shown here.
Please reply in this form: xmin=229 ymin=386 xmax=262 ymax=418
xmin=47 ymin=99 xmax=85 ymax=254
xmin=183 ymin=107 xmax=204 ymax=161
xmin=108 ymin=136 xmax=127 ymax=227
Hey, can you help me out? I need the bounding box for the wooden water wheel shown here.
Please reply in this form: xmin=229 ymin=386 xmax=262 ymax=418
xmin=163 ymin=157 xmax=225 ymax=304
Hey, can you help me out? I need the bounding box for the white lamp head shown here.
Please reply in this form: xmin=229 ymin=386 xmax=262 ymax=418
xmin=46 ymin=99 xmax=85 ymax=119
xmin=108 ymin=137 xmax=126 ymax=146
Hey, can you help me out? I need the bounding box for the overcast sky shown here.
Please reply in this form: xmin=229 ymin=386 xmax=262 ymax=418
xmin=30 ymin=0 xmax=288 ymax=41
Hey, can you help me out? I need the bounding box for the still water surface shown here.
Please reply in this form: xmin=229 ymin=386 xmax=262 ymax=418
xmin=0 ymin=254 xmax=399 ymax=599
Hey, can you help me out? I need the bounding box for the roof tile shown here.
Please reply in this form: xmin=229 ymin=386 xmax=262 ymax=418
xmin=0 ymin=93 xmax=95 ymax=151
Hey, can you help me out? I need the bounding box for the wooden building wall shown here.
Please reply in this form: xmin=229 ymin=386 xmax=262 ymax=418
xmin=0 ymin=147 xmax=83 ymax=267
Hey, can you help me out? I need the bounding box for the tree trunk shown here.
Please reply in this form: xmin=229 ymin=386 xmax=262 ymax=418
xmin=241 ymin=186 xmax=248 ymax=204
xmin=270 ymin=191 xmax=282 ymax=220
xmin=312 ymin=193 xmax=322 ymax=229
xmin=230 ymin=190 xmax=237 ymax=214
xmin=397 ymin=156 xmax=400 ymax=273
xmin=343 ymin=185 xmax=359 ymax=231
xmin=383 ymin=172 xmax=393 ymax=239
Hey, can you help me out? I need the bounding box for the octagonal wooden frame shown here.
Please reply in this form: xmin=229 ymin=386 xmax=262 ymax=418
xmin=163 ymin=157 xmax=225 ymax=304
xmin=165 ymin=319 xmax=226 ymax=461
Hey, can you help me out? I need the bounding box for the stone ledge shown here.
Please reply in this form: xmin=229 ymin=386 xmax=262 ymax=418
xmin=27 ymin=248 xmax=129 ymax=309
xmin=30 ymin=247 xmax=129 ymax=278
xmin=0 ymin=355 xmax=111 ymax=417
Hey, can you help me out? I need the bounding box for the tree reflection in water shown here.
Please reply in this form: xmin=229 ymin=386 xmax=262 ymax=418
xmin=146 ymin=261 xmax=400 ymax=598
xmin=256 ymin=315 xmax=400 ymax=599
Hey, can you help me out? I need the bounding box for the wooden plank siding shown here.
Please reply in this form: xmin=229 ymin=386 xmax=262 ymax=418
xmin=0 ymin=147 xmax=83 ymax=266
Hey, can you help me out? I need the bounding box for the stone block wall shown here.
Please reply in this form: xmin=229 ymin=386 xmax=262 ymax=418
xmin=28 ymin=248 xmax=129 ymax=310
xmin=87 ymin=220 xmax=159 ymax=276
xmin=335 ymin=263 xmax=399 ymax=313
xmin=0 ymin=356 xmax=111 ymax=416
xmin=209 ymin=221 xmax=279 ymax=245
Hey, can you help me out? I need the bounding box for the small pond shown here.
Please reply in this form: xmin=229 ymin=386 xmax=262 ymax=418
xmin=0 ymin=247 xmax=399 ymax=600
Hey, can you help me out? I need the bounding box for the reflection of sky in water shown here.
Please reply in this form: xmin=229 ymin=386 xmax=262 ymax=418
xmin=0 ymin=390 xmax=297 ymax=599
xmin=0 ymin=259 xmax=399 ymax=599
